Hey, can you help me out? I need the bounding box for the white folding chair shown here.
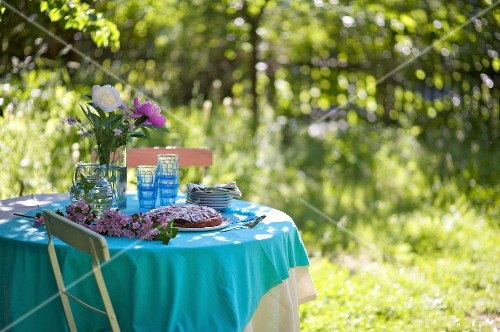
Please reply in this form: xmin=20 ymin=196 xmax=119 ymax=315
xmin=44 ymin=210 xmax=120 ymax=332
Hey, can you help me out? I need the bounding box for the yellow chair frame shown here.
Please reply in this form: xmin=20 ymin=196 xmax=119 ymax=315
xmin=44 ymin=210 xmax=120 ymax=332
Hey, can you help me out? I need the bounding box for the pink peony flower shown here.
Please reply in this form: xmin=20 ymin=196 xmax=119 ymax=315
xmin=129 ymin=97 xmax=166 ymax=127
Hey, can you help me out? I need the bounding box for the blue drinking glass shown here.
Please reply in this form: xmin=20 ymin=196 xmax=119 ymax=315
xmin=157 ymin=154 xmax=180 ymax=206
xmin=157 ymin=173 xmax=179 ymax=206
xmin=136 ymin=166 xmax=158 ymax=210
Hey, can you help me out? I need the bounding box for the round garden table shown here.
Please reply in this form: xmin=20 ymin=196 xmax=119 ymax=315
xmin=0 ymin=193 xmax=316 ymax=332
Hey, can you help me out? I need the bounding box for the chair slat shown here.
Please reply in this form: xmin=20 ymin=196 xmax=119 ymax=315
xmin=127 ymin=147 xmax=213 ymax=168
xmin=44 ymin=210 xmax=109 ymax=261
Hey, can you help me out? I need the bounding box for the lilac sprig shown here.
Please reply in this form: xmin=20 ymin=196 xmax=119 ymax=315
xmin=15 ymin=210 xmax=63 ymax=226
xmin=31 ymin=200 xmax=177 ymax=245
xmin=128 ymin=213 xmax=159 ymax=240
xmin=94 ymin=209 xmax=131 ymax=237
xmin=65 ymin=200 xmax=98 ymax=226
xmin=34 ymin=213 xmax=45 ymax=226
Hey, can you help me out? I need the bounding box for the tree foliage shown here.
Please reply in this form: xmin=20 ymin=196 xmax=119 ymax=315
xmin=0 ymin=0 xmax=498 ymax=195
xmin=1 ymin=0 xmax=497 ymax=138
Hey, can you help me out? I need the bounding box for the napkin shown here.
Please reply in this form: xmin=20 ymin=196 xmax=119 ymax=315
xmin=186 ymin=181 xmax=242 ymax=199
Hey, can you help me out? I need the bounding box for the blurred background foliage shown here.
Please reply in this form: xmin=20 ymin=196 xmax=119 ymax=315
xmin=0 ymin=0 xmax=498 ymax=330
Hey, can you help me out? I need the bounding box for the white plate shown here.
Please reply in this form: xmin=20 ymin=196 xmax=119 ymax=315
xmin=187 ymin=192 xmax=231 ymax=197
xmin=186 ymin=198 xmax=232 ymax=203
xmin=177 ymin=217 xmax=230 ymax=232
xmin=187 ymin=198 xmax=231 ymax=203
xmin=186 ymin=199 xmax=232 ymax=204
xmin=185 ymin=204 xmax=231 ymax=211
xmin=186 ymin=200 xmax=231 ymax=205
xmin=212 ymin=207 xmax=231 ymax=212
xmin=187 ymin=193 xmax=231 ymax=197
xmin=186 ymin=194 xmax=231 ymax=199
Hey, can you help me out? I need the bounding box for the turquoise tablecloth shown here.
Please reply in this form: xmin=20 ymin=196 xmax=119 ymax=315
xmin=0 ymin=194 xmax=310 ymax=332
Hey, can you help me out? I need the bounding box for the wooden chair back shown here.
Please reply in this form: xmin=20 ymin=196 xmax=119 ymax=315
xmin=44 ymin=210 xmax=120 ymax=332
xmin=127 ymin=147 xmax=213 ymax=179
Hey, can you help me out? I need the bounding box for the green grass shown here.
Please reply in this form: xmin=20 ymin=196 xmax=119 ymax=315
xmin=300 ymin=202 xmax=499 ymax=331
xmin=284 ymin=128 xmax=500 ymax=331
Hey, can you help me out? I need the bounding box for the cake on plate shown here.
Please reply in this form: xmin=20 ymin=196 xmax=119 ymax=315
xmin=146 ymin=204 xmax=223 ymax=228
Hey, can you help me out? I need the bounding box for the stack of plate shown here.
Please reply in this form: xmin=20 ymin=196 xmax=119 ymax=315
xmin=186 ymin=191 xmax=232 ymax=211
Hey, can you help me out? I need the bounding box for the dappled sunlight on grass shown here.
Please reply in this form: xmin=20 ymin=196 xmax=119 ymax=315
xmin=299 ymin=198 xmax=499 ymax=331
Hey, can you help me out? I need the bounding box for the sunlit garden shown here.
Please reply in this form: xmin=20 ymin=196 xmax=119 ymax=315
xmin=1 ymin=0 xmax=498 ymax=331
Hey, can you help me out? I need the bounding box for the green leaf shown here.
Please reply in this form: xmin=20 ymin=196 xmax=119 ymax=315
xmin=40 ymin=1 xmax=49 ymax=12
xmin=48 ymin=8 xmax=62 ymax=21
xmin=156 ymin=220 xmax=178 ymax=245
xmin=142 ymin=127 xmax=152 ymax=142
xmin=86 ymin=105 xmax=100 ymax=127
xmin=134 ymin=116 xmax=148 ymax=126
xmin=130 ymin=132 xmax=147 ymax=139
xmin=92 ymin=104 xmax=107 ymax=118
xmin=80 ymin=105 xmax=94 ymax=124
xmin=151 ymin=126 xmax=170 ymax=133
xmin=102 ymin=114 xmax=122 ymax=126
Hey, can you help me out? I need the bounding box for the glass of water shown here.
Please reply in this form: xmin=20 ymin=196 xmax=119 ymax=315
xmin=157 ymin=173 xmax=179 ymax=206
xmin=136 ymin=165 xmax=158 ymax=210
xmin=157 ymin=154 xmax=179 ymax=206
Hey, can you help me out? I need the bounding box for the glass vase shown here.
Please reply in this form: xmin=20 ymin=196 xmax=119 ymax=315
xmin=92 ymin=146 xmax=127 ymax=209
xmin=70 ymin=162 xmax=113 ymax=217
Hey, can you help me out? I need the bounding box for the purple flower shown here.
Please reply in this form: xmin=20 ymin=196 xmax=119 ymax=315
xmin=129 ymin=97 xmax=166 ymax=127
xmin=113 ymin=128 xmax=122 ymax=136
xmin=66 ymin=117 xmax=78 ymax=125
xmin=66 ymin=200 xmax=97 ymax=225
xmin=80 ymin=131 xmax=93 ymax=138
xmin=34 ymin=214 xmax=45 ymax=226
xmin=50 ymin=201 xmax=175 ymax=244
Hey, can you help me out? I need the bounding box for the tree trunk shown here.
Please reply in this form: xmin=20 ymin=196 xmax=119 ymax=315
xmin=243 ymin=0 xmax=269 ymax=133
xmin=249 ymin=21 xmax=259 ymax=132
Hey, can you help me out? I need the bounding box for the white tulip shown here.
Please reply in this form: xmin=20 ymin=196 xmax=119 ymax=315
xmin=92 ymin=85 xmax=123 ymax=113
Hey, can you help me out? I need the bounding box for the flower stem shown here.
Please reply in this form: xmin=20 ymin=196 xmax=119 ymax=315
xmin=13 ymin=213 xmax=35 ymax=219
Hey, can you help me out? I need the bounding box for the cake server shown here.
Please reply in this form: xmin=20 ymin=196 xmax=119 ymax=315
xmin=220 ymin=215 xmax=265 ymax=232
